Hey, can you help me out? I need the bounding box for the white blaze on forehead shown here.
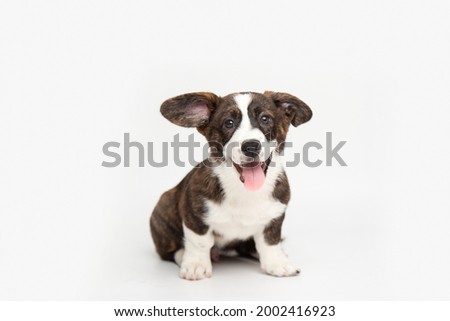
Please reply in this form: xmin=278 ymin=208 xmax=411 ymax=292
xmin=232 ymin=93 xmax=265 ymax=141
xmin=234 ymin=93 xmax=252 ymax=131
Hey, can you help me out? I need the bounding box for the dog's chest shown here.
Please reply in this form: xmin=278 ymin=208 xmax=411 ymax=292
xmin=206 ymin=197 xmax=286 ymax=246
xmin=205 ymin=162 xmax=287 ymax=247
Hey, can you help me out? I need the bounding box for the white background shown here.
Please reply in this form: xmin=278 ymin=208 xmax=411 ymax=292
xmin=1 ymin=0 xmax=450 ymax=300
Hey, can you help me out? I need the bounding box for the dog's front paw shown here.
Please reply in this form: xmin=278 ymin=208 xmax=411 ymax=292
xmin=180 ymin=259 xmax=212 ymax=281
xmin=261 ymin=259 xmax=301 ymax=277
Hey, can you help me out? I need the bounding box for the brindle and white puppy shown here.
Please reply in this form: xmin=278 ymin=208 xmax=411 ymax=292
xmin=150 ymin=91 xmax=312 ymax=280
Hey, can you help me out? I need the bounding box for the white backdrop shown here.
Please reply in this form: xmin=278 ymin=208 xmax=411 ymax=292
xmin=1 ymin=0 xmax=450 ymax=300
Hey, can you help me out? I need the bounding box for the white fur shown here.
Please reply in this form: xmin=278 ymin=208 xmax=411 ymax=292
xmin=174 ymin=249 xmax=184 ymax=266
xmin=204 ymin=153 xmax=299 ymax=277
xmin=179 ymin=224 xmax=214 ymax=280
xmin=254 ymin=233 xmax=300 ymax=277
xmin=206 ymin=153 xmax=287 ymax=248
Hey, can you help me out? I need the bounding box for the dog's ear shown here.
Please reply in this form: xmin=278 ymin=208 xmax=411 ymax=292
xmin=160 ymin=92 xmax=220 ymax=128
xmin=264 ymin=91 xmax=312 ymax=127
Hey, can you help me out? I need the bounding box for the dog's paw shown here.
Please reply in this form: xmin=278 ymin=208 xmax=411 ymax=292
xmin=261 ymin=259 xmax=301 ymax=277
xmin=179 ymin=259 xmax=212 ymax=281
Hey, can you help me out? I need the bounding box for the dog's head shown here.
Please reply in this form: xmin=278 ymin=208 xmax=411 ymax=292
xmin=161 ymin=91 xmax=312 ymax=190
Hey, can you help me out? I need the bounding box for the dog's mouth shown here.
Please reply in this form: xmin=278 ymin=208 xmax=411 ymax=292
xmin=232 ymin=156 xmax=272 ymax=191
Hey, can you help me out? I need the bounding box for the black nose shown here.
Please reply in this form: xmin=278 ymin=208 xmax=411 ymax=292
xmin=241 ymin=139 xmax=261 ymax=157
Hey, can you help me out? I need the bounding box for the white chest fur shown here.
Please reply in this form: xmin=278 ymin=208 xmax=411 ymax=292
xmin=205 ymin=154 xmax=287 ymax=248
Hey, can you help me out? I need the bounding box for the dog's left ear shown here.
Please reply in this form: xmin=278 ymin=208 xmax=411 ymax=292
xmin=264 ymin=91 xmax=312 ymax=127
xmin=160 ymin=92 xmax=220 ymax=128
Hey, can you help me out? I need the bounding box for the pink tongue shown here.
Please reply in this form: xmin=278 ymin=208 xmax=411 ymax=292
xmin=242 ymin=164 xmax=265 ymax=191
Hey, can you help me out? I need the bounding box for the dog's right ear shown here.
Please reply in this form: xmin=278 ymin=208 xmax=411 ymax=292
xmin=160 ymin=92 xmax=220 ymax=128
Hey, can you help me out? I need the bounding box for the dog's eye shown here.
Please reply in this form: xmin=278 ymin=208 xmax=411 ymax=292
xmin=224 ymin=119 xmax=235 ymax=128
xmin=260 ymin=115 xmax=271 ymax=125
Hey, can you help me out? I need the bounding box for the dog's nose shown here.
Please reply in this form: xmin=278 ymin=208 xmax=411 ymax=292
xmin=241 ymin=139 xmax=261 ymax=157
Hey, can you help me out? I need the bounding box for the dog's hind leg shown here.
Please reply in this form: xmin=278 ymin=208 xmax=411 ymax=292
xmin=219 ymin=238 xmax=259 ymax=260
xmin=235 ymin=238 xmax=259 ymax=260
xmin=174 ymin=248 xmax=185 ymax=266
xmin=150 ymin=188 xmax=184 ymax=262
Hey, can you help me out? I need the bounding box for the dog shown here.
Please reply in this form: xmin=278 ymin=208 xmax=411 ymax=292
xmin=150 ymin=91 xmax=312 ymax=280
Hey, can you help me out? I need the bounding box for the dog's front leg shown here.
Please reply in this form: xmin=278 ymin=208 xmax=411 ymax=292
xmin=254 ymin=233 xmax=300 ymax=277
xmin=254 ymin=216 xmax=300 ymax=277
xmin=179 ymin=224 xmax=214 ymax=281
